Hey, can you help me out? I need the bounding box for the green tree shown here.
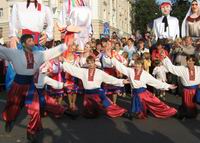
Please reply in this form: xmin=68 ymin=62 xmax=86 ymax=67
xmin=171 ymin=0 xmax=190 ymax=27
xmin=133 ymin=0 xmax=160 ymax=34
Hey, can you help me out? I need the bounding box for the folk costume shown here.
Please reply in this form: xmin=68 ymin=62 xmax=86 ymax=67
xmin=112 ymin=58 xmax=177 ymax=119
xmin=0 ymin=44 xmax=67 ymax=138
xmin=162 ymin=57 xmax=200 ymax=118
xmin=62 ymin=62 xmax=127 ymax=118
xmin=6 ymin=0 xmax=54 ymax=91
xmin=9 ymin=0 xmax=54 ymax=45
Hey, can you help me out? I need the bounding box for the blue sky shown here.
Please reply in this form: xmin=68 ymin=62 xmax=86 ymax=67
xmin=155 ymin=0 xmax=177 ymax=5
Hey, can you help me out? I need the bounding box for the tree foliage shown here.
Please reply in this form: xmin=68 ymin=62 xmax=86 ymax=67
xmin=133 ymin=0 xmax=160 ymax=34
xmin=171 ymin=0 xmax=190 ymax=27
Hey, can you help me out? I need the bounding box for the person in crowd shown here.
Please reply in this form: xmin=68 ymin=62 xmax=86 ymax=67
xmin=152 ymin=60 xmax=169 ymax=100
xmin=136 ymin=39 xmax=149 ymax=57
xmin=129 ymin=53 xmax=139 ymax=67
xmin=121 ymin=37 xmax=127 ymax=47
xmin=172 ymin=36 xmax=195 ymax=66
xmin=101 ymin=40 xmax=122 ymax=105
xmin=123 ymin=38 xmax=137 ymax=60
xmin=62 ymin=43 xmax=79 ymax=112
xmin=115 ymin=42 xmax=123 ymax=55
xmin=143 ymin=52 xmax=151 ymax=73
xmin=152 ymin=41 xmax=169 ymax=64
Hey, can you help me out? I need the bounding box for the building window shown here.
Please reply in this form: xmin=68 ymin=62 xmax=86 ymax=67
xmin=0 ymin=27 xmax=3 ymax=38
xmin=43 ymin=0 xmax=49 ymax=6
xmin=0 ymin=8 xmax=3 ymax=17
xmin=9 ymin=6 xmax=13 ymax=15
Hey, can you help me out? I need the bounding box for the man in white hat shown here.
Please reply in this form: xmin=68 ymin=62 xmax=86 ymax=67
xmin=153 ymin=0 xmax=180 ymax=41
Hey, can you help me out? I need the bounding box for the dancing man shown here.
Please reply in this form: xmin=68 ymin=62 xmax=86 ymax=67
xmin=62 ymin=55 xmax=128 ymax=118
xmin=0 ymin=34 xmax=68 ymax=142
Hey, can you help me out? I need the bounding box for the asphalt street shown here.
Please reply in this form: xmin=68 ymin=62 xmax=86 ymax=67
xmin=0 ymin=94 xmax=199 ymax=143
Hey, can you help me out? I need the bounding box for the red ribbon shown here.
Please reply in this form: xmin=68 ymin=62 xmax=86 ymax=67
xmin=37 ymin=3 xmax=41 ymax=11
xmin=68 ymin=0 xmax=71 ymax=15
xmin=160 ymin=2 xmax=171 ymax=8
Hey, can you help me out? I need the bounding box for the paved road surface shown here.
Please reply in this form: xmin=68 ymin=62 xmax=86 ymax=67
xmin=0 ymin=94 xmax=199 ymax=143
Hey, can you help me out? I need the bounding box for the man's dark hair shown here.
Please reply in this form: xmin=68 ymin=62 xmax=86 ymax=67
xmin=86 ymin=55 xmax=95 ymax=63
xmin=112 ymin=31 xmax=116 ymax=34
xmin=186 ymin=55 xmax=196 ymax=62
xmin=55 ymin=40 xmax=62 ymax=46
xmin=96 ymin=39 xmax=101 ymax=46
xmin=101 ymin=37 xmax=108 ymax=43
xmin=27 ymin=0 xmax=37 ymax=8
xmin=115 ymin=42 xmax=121 ymax=47
xmin=128 ymin=38 xmax=134 ymax=43
xmin=138 ymin=39 xmax=145 ymax=43
xmin=20 ymin=34 xmax=34 ymax=44
xmin=154 ymin=60 xmax=161 ymax=66
xmin=134 ymin=57 xmax=144 ymax=65
xmin=156 ymin=40 xmax=164 ymax=46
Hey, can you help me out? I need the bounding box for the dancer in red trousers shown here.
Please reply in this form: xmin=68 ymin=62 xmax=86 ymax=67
xmin=62 ymin=55 xmax=129 ymax=118
xmin=0 ymin=34 xmax=68 ymax=142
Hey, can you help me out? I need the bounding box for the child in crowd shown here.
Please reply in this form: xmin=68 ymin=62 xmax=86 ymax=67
xmin=143 ymin=52 xmax=151 ymax=73
xmin=129 ymin=53 xmax=139 ymax=67
xmin=152 ymin=60 xmax=168 ymax=100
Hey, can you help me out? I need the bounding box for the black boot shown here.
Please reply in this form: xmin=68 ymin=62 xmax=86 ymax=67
xmin=176 ymin=106 xmax=187 ymax=120
xmin=175 ymin=111 xmax=185 ymax=120
xmin=64 ymin=109 xmax=80 ymax=120
xmin=82 ymin=107 xmax=99 ymax=119
xmin=5 ymin=121 xmax=14 ymax=133
xmin=27 ymin=132 xmax=36 ymax=143
xmin=123 ymin=112 xmax=133 ymax=120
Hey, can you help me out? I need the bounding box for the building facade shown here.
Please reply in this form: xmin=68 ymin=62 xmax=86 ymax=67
xmin=0 ymin=0 xmax=133 ymax=42
xmin=0 ymin=0 xmax=12 ymax=43
xmin=88 ymin=0 xmax=133 ymax=38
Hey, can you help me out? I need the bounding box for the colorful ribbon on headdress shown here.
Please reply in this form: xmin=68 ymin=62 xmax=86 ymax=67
xmin=68 ymin=0 xmax=75 ymax=15
xmin=76 ymin=0 xmax=85 ymax=6
xmin=67 ymin=0 xmax=86 ymax=14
